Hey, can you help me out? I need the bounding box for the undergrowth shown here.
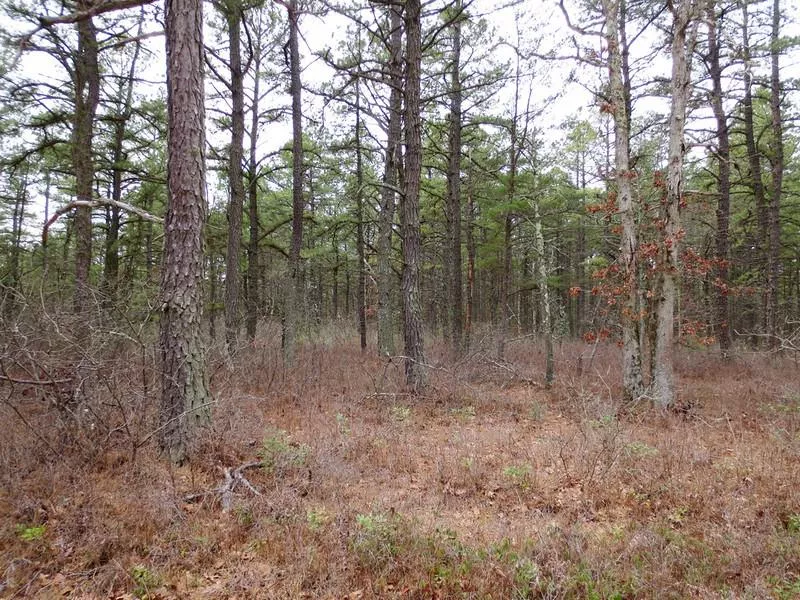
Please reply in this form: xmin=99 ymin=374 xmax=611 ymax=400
xmin=1 ymin=330 xmax=799 ymax=598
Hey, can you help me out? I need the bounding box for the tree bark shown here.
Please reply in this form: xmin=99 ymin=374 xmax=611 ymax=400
xmin=464 ymin=160 xmax=476 ymax=350
xmin=766 ymin=0 xmax=784 ymax=347
xmin=246 ymin=34 xmax=262 ymax=341
xmin=160 ymin=0 xmax=212 ymax=464
xmin=602 ymin=0 xmax=643 ymax=402
xmin=446 ymin=0 xmax=464 ymax=359
xmin=533 ymin=202 xmax=554 ymax=387
xmin=377 ymin=2 xmax=403 ymax=357
xmin=223 ymin=1 xmax=246 ymax=350
xmin=740 ymin=0 xmax=768 ymax=335
xmin=72 ymin=3 xmax=100 ymax=314
xmin=283 ymin=0 xmax=304 ymax=364
xmin=653 ymin=0 xmax=697 ymax=408
xmin=576 ymin=143 xmax=587 ymax=336
xmin=706 ymin=2 xmax=732 ymax=356
xmin=355 ymin=65 xmax=367 ymax=352
xmin=7 ymin=165 xmax=29 ymax=312
xmin=401 ymin=0 xmax=425 ymax=390
xmin=498 ymin=43 xmax=521 ymax=361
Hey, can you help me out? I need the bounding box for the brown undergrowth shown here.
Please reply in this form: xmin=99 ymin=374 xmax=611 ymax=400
xmin=1 ymin=327 xmax=799 ymax=598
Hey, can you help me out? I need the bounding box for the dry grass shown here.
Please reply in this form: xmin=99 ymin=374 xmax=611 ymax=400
xmin=1 ymin=328 xmax=799 ymax=599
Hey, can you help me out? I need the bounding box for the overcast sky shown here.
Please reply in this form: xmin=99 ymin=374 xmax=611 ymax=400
xmin=4 ymin=0 xmax=800 ymax=231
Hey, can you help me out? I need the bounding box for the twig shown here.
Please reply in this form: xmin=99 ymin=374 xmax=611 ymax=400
xmin=135 ymin=399 xmax=219 ymax=448
xmin=1 ymin=391 xmax=59 ymax=457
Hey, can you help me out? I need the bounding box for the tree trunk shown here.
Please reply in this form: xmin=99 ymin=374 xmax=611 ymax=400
xmin=283 ymin=0 xmax=304 ymax=364
xmin=6 ymin=165 xmax=28 ymax=313
xmin=355 ymin=67 xmax=367 ymax=352
xmin=707 ymin=2 xmax=732 ymax=356
xmin=102 ymin=132 xmax=122 ymax=307
xmin=533 ymin=202 xmax=554 ymax=387
xmin=377 ymin=2 xmax=402 ymax=357
xmin=576 ymin=150 xmax=586 ymax=336
xmin=72 ymin=4 xmax=100 ymax=314
xmin=246 ymin=41 xmax=262 ymax=341
xmin=766 ymin=0 xmax=784 ymax=347
xmin=42 ymin=169 xmax=51 ymax=272
xmin=160 ymin=0 xmax=212 ymax=464
xmin=209 ymin=255 xmax=218 ymax=341
xmin=224 ymin=2 xmax=245 ymax=350
xmin=332 ymin=231 xmax=340 ymax=319
xmin=102 ymin=22 xmax=143 ymax=308
xmin=653 ymin=0 xmax=697 ymax=408
xmin=446 ymin=0 xmax=464 ymax=358
xmin=602 ymin=0 xmax=643 ymax=402
xmin=464 ymin=163 xmax=476 ymax=350
xmin=498 ymin=46 xmax=521 ymax=360
xmin=401 ymin=0 xmax=425 ymax=391
xmin=740 ymin=0 xmax=768 ymax=334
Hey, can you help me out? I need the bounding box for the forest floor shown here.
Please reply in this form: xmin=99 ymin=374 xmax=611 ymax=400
xmin=1 ymin=331 xmax=799 ymax=599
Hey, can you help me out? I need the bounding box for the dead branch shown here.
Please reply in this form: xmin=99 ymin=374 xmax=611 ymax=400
xmin=43 ymin=198 xmax=163 ymax=245
xmin=0 ymin=374 xmax=73 ymax=385
xmin=184 ymin=461 xmax=263 ymax=511
xmin=37 ymin=0 xmax=158 ymax=27
xmin=100 ymin=29 xmax=164 ymax=51
xmin=7 ymin=0 xmax=159 ymax=72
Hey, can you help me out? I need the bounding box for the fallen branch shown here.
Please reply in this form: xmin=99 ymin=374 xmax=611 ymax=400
xmin=184 ymin=461 xmax=263 ymax=512
xmin=479 ymin=354 xmax=538 ymax=387
xmin=0 ymin=374 xmax=73 ymax=386
xmin=43 ymin=198 xmax=163 ymax=245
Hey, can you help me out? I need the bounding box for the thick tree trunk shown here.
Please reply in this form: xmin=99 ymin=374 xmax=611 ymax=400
xmin=224 ymin=3 xmax=245 ymax=350
xmin=377 ymin=3 xmax=402 ymax=357
xmin=72 ymin=5 xmax=100 ymax=314
xmin=402 ymin=0 xmax=425 ymax=390
xmin=446 ymin=1 xmax=464 ymax=358
xmin=283 ymin=0 xmax=304 ymax=364
xmin=766 ymin=0 xmax=784 ymax=347
xmin=602 ymin=0 xmax=643 ymax=402
xmin=160 ymin=0 xmax=212 ymax=465
xmin=653 ymin=0 xmax=697 ymax=408
xmin=707 ymin=3 xmax=732 ymax=356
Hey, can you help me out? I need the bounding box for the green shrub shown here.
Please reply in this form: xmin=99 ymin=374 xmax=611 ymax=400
xmin=15 ymin=524 xmax=45 ymax=542
xmin=257 ymin=428 xmax=310 ymax=475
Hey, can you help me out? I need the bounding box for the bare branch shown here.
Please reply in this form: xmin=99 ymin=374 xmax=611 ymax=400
xmin=38 ymin=0 xmax=158 ymax=27
xmin=43 ymin=198 xmax=163 ymax=245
